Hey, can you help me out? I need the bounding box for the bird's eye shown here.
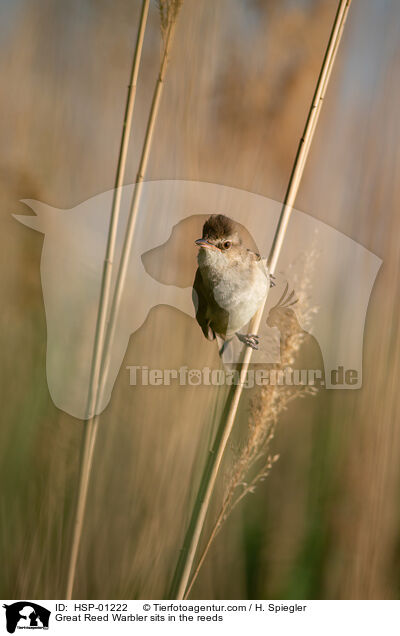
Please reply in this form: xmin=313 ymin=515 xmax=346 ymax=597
xmin=223 ymin=240 xmax=232 ymax=250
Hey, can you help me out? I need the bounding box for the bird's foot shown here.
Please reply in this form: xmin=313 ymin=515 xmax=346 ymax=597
xmin=269 ymin=273 xmax=276 ymax=288
xmin=236 ymin=333 xmax=259 ymax=350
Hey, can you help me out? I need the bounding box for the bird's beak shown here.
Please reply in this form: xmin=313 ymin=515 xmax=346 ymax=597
xmin=195 ymin=238 xmax=218 ymax=250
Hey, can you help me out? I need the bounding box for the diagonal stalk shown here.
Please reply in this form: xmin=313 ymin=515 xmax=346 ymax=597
xmin=65 ymin=0 xmax=150 ymax=600
xmin=66 ymin=6 xmax=182 ymax=600
xmin=168 ymin=0 xmax=352 ymax=600
xmin=94 ymin=17 xmax=178 ymax=406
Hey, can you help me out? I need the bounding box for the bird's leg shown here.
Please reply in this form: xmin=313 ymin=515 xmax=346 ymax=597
xmin=236 ymin=333 xmax=259 ymax=350
xmin=219 ymin=338 xmax=231 ymax=356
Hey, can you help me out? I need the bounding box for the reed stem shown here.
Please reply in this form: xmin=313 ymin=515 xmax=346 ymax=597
xmin=168 ymin=0 xmax=352 ymax=600
xmin=95 ymin=17 xmax=178 ymax=403
xmin=65 ymin=0 xmax=150 ymax=599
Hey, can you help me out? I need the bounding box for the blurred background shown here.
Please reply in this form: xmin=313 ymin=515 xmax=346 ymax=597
xmin=1 ymin=0 xmax=399 ymax=599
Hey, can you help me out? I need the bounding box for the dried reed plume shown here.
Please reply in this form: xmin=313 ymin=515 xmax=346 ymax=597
xmin=185 ymin=254 xmax=320 ymax=598
xmin=158 ymin=0 xmax=183 ymax=42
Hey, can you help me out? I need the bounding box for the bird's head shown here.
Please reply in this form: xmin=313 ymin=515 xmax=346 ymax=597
xmin=195 ymin=214 xmax=244 ymax=266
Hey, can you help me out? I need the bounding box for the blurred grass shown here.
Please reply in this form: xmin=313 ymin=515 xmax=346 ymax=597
xmin=0 ymin=0 xmax=399 ymax=599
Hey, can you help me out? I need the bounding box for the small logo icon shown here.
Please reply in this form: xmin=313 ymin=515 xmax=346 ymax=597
xmin=2 ymin=603 xmax=50 ymax=633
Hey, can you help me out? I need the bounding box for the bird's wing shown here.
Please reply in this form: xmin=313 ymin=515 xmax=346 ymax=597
xmin=247 ymin=248 xmax=262 ymax=261
xmin=192 ymin=268 xmax=215 ymax=340
xmin=247 ymin=251 xmax=271 ymax=280
xmin=248 ymin=249 xmax=270 ymax=273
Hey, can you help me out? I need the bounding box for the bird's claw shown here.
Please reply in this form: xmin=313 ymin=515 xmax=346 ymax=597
xmin=236 ymin=333 xmax=259 ymax=350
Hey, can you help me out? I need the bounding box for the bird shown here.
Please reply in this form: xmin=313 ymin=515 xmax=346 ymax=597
xmin=192 ymin=213 xmax=273 ymax=354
